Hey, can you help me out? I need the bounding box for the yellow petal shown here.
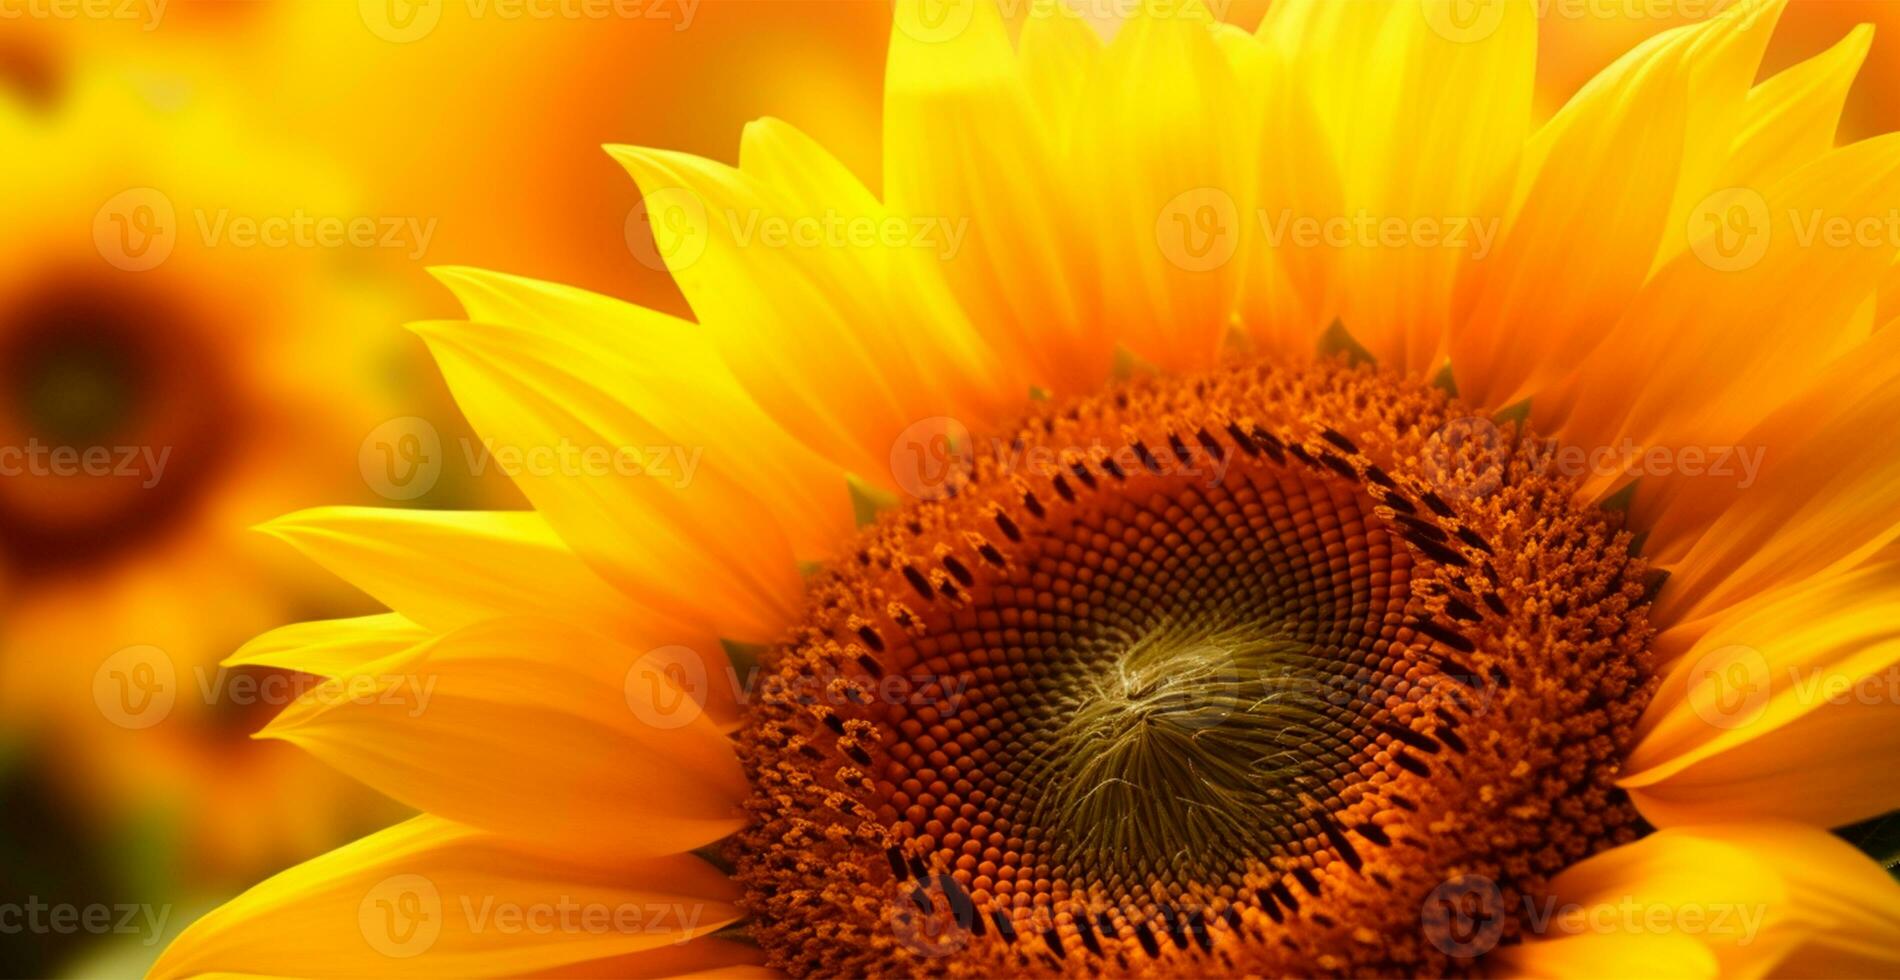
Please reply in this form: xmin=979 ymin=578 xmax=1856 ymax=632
xmin=1622 ymin=559 xmax=1900 ymax=828
xmin=428 ymin=266 xmax=852 ymax=558
xmin=1070 ymin=2 xmax=1249 ymax=373
xmin=1721 ymin=24 xmax=1873 ymax=189
xmin=1636 ymin=324 xmax=1900 ymax=636
xmin=1450 ymin=0 xmax=1781 ymax=409
xmin=260 ymin=618 xmax=747 ymax=859
xmin=1548 ymin=130 xmax=1900 ymax=493
xmin=609 ymin=137 xmax=1018 ymax=491
xmin=1495 ymin=930 xmax=1718 ymax=980
xmin=151 ymin=815 xmax=740 ymax=979
xmin=227 ymin=613 xmax=431 ymax=677
xmin=1220 ymin=24 xmax=1340 ymax=356
xmin=1275 ymin=0 xmax=1536 ymax=373
xmin=413 ymin=318 xmax=803 ymax=641
xmin=1017 ymin=2 xmax=1103 ymax=139
xmin=886 ymin=0 xmax=1108 ymax=394
xmin=738 ymin=116 xmax=1016 ymax=431
xmin=259 ymin=508 xmax=649 ymax=637
xmin=1492 ymin=823 xmax=1900 ymax=979
xmin=532 ymin=939 xmax=769 ymax=978
xmin=251 ymin=506 xmax=751 ymax=730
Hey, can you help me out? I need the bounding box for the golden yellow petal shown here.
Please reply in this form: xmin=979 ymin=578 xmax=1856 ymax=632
xmin=1450 ymin=0 xmax=1782 ymax=409
xmin=226 ymin=613 xmax=431 ymax=678
xmin=1549 ymin=130 xmax=1900 ymax=496
xmin=151 ymin=815 xmax=740 ymax=979
xmin=413 ymin=318 xmax=803 ymax=641
xmin=1274 ymin=0 xmax=1536 ymax=373
xmin=1722 ymin=24 xmax=1874 ymax=188
xmin=1636 ymin=324 xmax=1900 ymax=638
xmin=428 ymin=266 xmax=853 ymax=559
xmin=1069 ymin=1 xmax=1249 ymax=373
xmin=259 ymin=618 xmax=747 ymax=859
xmin=609 ymin=139 xmax=1019 ymax=491
xmin=259 ymin=508 xmax=647 ymax=637
xmin=1623 ymin=559 xmax=1900 ymax=828
xmin=887 ymin=0 xmax=1109 ymax=395
xmin=1493 ymin=823 xmax=1900 ymax=979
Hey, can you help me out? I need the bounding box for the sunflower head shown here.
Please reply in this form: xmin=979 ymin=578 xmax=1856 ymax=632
xmin=154 ymin=0 xmax=1900 ymax=977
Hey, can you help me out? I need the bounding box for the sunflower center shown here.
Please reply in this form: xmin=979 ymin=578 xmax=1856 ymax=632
xmin=734 ymin=357 xmax=1657 ymax=977
xmin=0 ymin=269 xmax=238 ymax=577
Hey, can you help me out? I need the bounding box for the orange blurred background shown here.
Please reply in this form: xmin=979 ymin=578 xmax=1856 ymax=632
xmin=1 ymin=0 xmax=1894 ymax=975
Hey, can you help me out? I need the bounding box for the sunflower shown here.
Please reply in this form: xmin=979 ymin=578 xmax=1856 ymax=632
xmin=157 ymin=0 xmax=1900 ymax=976
xmin=0 ymin=63 xmax=411 ymax=878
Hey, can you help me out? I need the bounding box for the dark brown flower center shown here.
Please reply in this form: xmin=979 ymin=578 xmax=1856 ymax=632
xmin=0 ymin=268 xmax=239 ymax=578
xmin=735 ymin=357 xmax=1656 ymax=977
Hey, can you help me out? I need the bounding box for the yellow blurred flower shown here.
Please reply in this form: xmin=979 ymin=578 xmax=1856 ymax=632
xmin=247 ymin=0 xmax=890 ymax=313
xmin=0 ymin=2 xmax=898 ymax=904
xmin=0 ymin=61 xmax=413 ymax=880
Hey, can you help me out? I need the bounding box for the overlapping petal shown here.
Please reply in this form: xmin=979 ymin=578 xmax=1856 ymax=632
xmin=1450 ymin=0 xmax=1782 ymax=410
xmin=257 ymin=618 xmax=748 ymax=860
xmin=151 ymin=815 xmax=744 ymax=979
xmin=1494 ymin=823 xmax=1900 ymax=978
xmin=1623 ymin=558 xmax=1900 ymax=828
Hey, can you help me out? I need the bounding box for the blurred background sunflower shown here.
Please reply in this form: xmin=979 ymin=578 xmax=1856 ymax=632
xmin=0 ymin=2 xmax=882 ymax=976
xmin=3 ymin=0 xmax=1900 ymax=976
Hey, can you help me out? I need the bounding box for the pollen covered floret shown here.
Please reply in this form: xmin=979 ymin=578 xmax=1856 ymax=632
xmin=733 ymin=356 xmax=1657 ymax=977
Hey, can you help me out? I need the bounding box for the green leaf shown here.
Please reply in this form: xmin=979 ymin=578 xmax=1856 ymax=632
xmin=1112 ymin=344 xmax=1159 ymax=382
xmin=1599 ymin=479 xmax=1640 ymax=513
xmin=1431 ymin=361 xmax=1459 ymax=399
xmin=693 ymin=842 xmax=737 ymax=875
xmin=720 ymin=638 xmax=767 ymax=683
xmin=1492 ymin=398 xmax=1531 ymax=425
xmin=1841 ymin=810 xmax=1900 ymax=878
xmin=847 ymin=474 xmax=898 ymax=527
xmin=1316 ymin=319 xmax=1375 ymax=367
